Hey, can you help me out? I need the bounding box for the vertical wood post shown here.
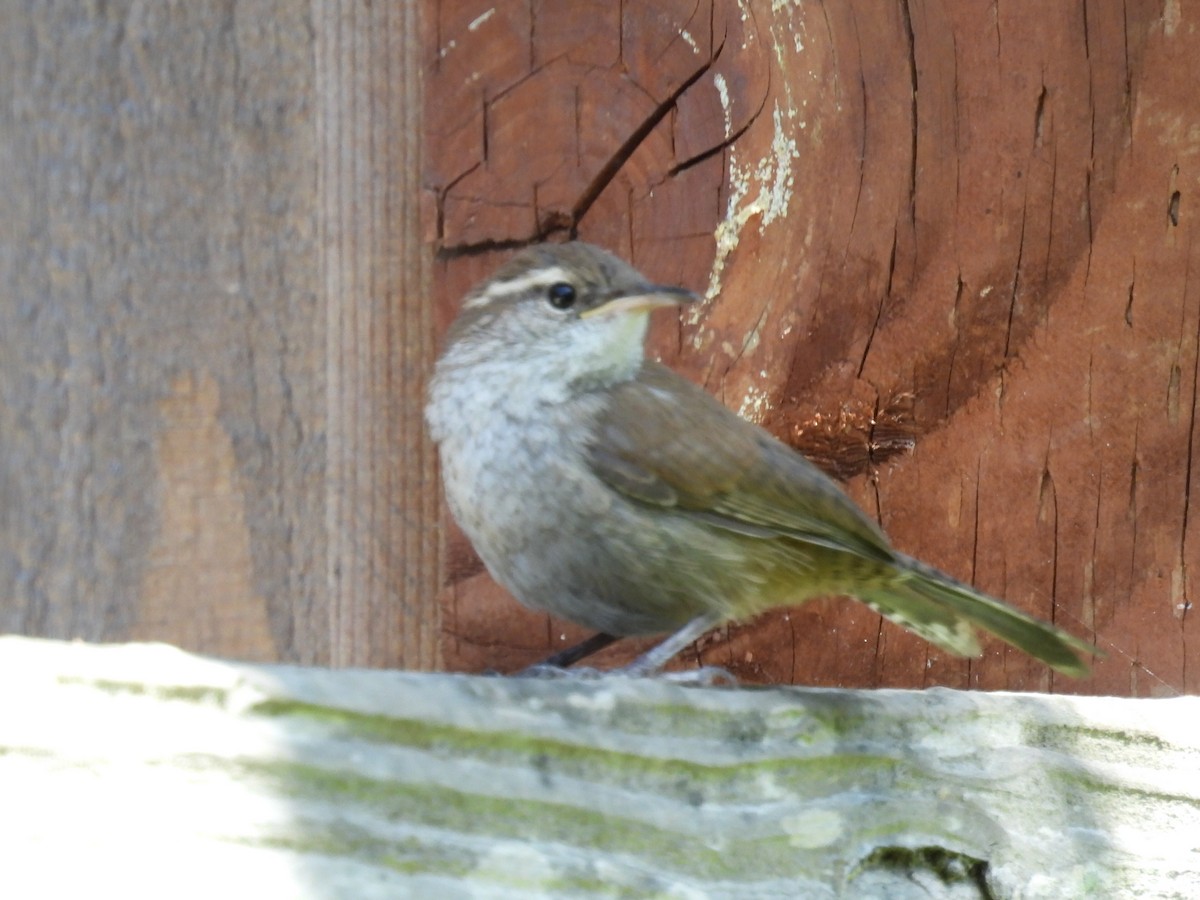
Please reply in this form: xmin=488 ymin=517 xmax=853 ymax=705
xmin=316 ymin=0 xmax=439 ymax=669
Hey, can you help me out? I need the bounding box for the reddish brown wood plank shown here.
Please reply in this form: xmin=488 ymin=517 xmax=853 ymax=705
xmin=427 ymin=0 xmax=1198 ymax=695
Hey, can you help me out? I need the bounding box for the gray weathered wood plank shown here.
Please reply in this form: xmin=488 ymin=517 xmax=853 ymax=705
xmin=1 ymin=636 xmax=1197 ymax=898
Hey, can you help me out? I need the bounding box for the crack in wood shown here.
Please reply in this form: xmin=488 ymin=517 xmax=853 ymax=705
xmin=1003 ymin=190 xmax=1030 ymax=360
xmin=856 ymin=228 xmax=897 ymax=379
xmin=569 ymin=53 xmax=719 ymax=236
xmin=1034 ymin=84 xmax=1048 ymax=148
xmin=900 ymin=0 xmax=919 ymax=217
xmin=1180 ymin=237 xmax=1199 ymax=634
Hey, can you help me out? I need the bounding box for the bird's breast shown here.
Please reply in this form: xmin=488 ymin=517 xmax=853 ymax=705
xmin=433 ymin=386 xmax=611 ymax=561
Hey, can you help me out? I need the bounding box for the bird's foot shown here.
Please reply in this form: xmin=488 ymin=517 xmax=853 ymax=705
xmin=530 ymin=632 xmax=620 ymax=669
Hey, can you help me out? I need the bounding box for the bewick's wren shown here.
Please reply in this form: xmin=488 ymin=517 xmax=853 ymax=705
xmin=426 ymin=242 xmax=1094 ymax=677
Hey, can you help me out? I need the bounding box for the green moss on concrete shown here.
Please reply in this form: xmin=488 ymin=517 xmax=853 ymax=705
xmin=249 ymin=696 xmax=904 ymax=806
xmin=249 ymin=827 xmax=479 ymax=880
xmin=56 ymin=677 xmax=229 ymax=705
xmin=1055 ymin=768 xmax=1200 ymax=812
xmin=219 ymin=755 xmax=833 ymax=881
xmin=1026 ymin=722 xmax=1177 ymax=754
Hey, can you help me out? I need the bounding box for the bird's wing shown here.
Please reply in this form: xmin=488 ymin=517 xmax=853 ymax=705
xmin=585 ymin=362 xmax=895 ymax=563
xmin=587 ymin=364 xmax=1097 ymax=676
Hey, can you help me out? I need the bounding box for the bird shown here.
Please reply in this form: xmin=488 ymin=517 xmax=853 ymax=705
xmin=425 ymin=241 xmax=1095 ymax=679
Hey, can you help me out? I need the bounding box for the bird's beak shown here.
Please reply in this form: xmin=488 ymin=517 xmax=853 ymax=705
xmin=579 ymin=285 xmax=698 ymax=319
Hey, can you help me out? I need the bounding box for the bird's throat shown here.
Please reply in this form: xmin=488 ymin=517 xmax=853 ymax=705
xmin=564 ymin=311 xmax=651 ymax=392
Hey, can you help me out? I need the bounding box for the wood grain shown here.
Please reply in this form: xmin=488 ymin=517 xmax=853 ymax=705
xmin=0 ymin=2 xmax=323 ymax=662
xmin=1 ymin=2 xmax=440 ymax=670
xmin=317 ymin=0 xmax=440 ymax=669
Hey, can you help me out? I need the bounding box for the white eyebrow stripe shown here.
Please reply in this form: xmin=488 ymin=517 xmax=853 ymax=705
xmin=465 ymin=266 xmax=573 ymax=307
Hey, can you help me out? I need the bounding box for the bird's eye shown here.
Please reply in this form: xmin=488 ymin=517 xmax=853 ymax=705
xmin=546 ymin=282 xmax=577 ymax=310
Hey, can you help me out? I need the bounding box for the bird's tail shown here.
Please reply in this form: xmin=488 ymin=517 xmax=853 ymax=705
xmin=861 ymin=555 xmax=1097 ymax=677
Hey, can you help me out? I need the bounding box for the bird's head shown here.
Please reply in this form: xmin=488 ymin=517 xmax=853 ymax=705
xmin=439 ymin=242 xmax=697 ymax=395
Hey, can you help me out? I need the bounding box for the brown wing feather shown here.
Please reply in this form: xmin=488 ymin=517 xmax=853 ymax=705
xmin=586 ymin=362 xmax=896 ymax=563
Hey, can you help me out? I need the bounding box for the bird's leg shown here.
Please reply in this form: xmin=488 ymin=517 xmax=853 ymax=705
xmin=517 ymin=614 xmax=733 ymax=684
xmin=619 ymin=612 xmax=732 ymax=683
xmin=522 ymin=631 xmax=620 ymax=674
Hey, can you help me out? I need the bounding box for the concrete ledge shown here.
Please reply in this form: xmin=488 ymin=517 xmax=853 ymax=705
xmin=1 ymin=636 xmax=1197 ymax=898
